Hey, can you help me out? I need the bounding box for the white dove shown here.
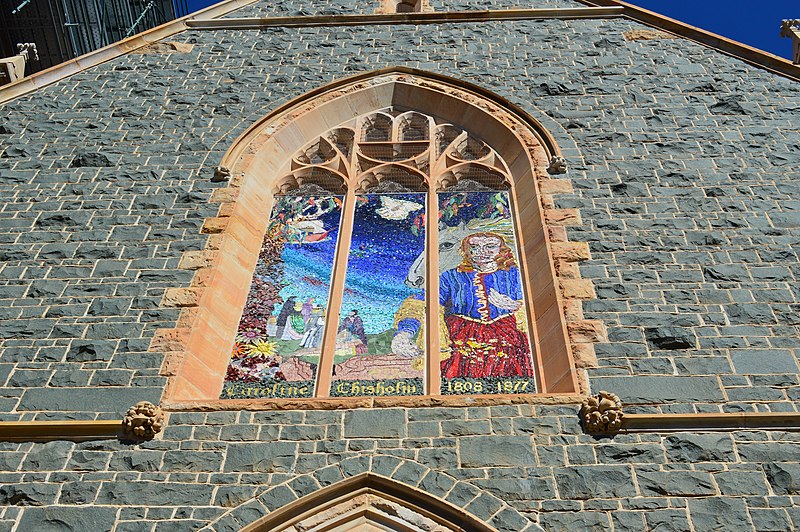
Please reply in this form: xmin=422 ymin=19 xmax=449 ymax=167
xmin=376 ymin=196 xmax=423 ymax=220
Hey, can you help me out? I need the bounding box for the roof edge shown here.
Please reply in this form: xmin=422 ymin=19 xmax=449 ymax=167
xmin=581 ymin=0 xmax=800 ymax=82
xmin=0 ymin=0 xmax=797 ymax=105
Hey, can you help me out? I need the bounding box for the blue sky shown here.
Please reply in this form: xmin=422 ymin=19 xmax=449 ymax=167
xmin=626 ymin=0 xmax=795 ymax=59
xmin=186 ymin=0 xmax=797 ymax=60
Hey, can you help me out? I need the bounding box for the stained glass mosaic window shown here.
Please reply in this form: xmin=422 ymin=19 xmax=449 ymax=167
xmin=221 ymin=109 xmax=538 ymax=399
xmin=437 ymin=191 xmax=535 ymax=395
xmin=331 ymin=192 xmax=426 ymax=397
xmin=221 ymin=194 xmax=343 ymax=400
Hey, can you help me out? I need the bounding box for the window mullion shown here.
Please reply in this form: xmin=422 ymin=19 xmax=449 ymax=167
xmin=424 ymin=190 xmax=441 ymax=395
xmin=315 ymin=188 xmax=357 ymax=397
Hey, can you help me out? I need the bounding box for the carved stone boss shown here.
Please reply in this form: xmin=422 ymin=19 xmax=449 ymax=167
xmin=122 ymin=401 xmax=165 ymax=439
xmin=580 ymin=391 xmax=624 ymax=435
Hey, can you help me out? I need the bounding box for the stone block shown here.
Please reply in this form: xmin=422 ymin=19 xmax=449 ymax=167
xmin=178 ymin=251 xmax=217 ymax=270
xmin=109 ymin=451 xmax=163 ymax=472
xmin=0 ymin=483 xmax=60 ymax=506
xmin=22 ymin=441 xmax=74 ymax=471
xmin=687 ymin=497 xmax=751 ymax=530
xmin=96 ymin=481 xmax=215 ymax=506
xmin=714 ymin=471 xmax=769 ymax=495
xmin=644 ymin=510 xmax=691 ymax=532
xmin=162 ymin=451 xmax=223 ymax=472
xmin=459 ymin=436 xmax=535 ymax=468
xmin=664 ymin=433 xmax=735 ymax=462
xmin=644 ymin=327 xmax=696 ymax=350
xmin=464 ymin=492 xmax=503 ymax=522
xmin=590 ymin=376 xmax=724 ymax=404
xmin=18 ymin=387 xmax=161 ymax=414
xmin=214 ymin=486 xmax=258 ymax=508
xmin=560 ymin=279 xmax=595 ymax=299
xmin=544 ymin=208 xmax=581 ymax=225
xmin=444 ymin=481 xmax=481 ymax=508
xmin=749 ymin=508 xmax=792 ymax=531
xmin=66 ymin=451 xmax=110 ymax=471
xmin=702 ymin=265 xmax=751 ymax=283
xmin=17 ymin=507 xmax=118 ymax=531
xmin=472 ymin=476 xmax=556 ymax=500
xmin=636 ymin=470 xmax=716 ymax=496
xmin=279 ymin=425 xmax=327 ymax=441
xmin=539 ymin=179 xmax=573 ymax=194
xmin=595 ymin=444 xmax=665 ymax=464
xmin=161 ymin=287 xmax=203 ymax=308
xmin=289 ymin=475 xmax=320 ymax=498
xmin=343 ymin=409 xmax=405 ymax=438
xmin=418 ymin=470 xmax=455 ymax=498
xmin=257 ymin=485 xmax=297 ymax=511
xmin=59 ymin=481 xmax=101 ymax=505
xmin=210 ymin=188 xmax=239 ymax=203
xmin=764 ymin=463 xmax=800 ymax=495
xmin=730 ymin=349 xmax=798 ymax=374
xmin=391 ymin=461 xmax=427 ymax=486
xmin=201 ymin=217 xmax=229 ymax=234
xmin=768 ymin=212 xmax=800 ymax=227
xmin=542 ymin=511 xmax=610 ymax=531
xmin=571 ymin=343 xmax=597 ymax=369
xmin=551 ymin=242 xmax=590 ymax=261
xmin=554 ymin=466 xmax=637 ymax=499
xmin=224 ymin=442 xmax=297 ymax=472
xmin=738 ymin=442 xmax=800 ymax=462
xmin=567 ymin=320 xmax=607 ymax=343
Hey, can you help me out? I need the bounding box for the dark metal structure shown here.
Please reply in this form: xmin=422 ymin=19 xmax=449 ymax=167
xmin=0 ymin=0 xmax=190 ymax=73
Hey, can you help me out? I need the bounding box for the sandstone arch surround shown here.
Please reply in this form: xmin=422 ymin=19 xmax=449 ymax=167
xmin=204 ymin=461 xmax=542 ymax=531
xmin=156 ymin=68 xmax=601 ymax=407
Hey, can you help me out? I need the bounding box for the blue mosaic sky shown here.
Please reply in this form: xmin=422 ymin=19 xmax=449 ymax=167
xmin=340 ymin=194 xmax=426 ymax=335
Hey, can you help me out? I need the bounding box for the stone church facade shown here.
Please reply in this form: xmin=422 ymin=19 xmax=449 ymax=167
xmin=1 ymin=0 xmax=800 ymax=530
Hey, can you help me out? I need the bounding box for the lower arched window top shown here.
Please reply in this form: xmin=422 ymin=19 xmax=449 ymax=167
xmin=221 ymin=109 xmax=539 ymax=400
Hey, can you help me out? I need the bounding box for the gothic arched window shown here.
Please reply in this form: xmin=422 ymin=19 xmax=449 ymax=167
xmin=221 ymin=109 xmax=539 ymax=399
xmin=159 ymin=71 xmax=586 ymax=407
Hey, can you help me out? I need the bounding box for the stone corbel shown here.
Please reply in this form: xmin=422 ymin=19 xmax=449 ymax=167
xmin=547 ymin=156 xmax=568 ymax=175
xmin=781 ymin=20 xmax=800 ymax=64
xmin=212 ymin=165 xmax=232 ymax=182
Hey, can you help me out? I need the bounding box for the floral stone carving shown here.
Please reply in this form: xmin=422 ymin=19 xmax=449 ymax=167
xmin=580 ymin=391 xmax=624 ymax=434
xmin=122 ymin=401 xmax=165 ymax=439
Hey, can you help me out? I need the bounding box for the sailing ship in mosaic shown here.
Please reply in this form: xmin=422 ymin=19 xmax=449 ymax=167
xmin=222 ymin=108 xmax=536 ymax=399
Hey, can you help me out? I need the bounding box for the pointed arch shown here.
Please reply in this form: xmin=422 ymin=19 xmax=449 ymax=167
xmin=158 ymin=67 xmax=591 ymax=407
xmin=238 ymin=473 xmax=497 ymax=531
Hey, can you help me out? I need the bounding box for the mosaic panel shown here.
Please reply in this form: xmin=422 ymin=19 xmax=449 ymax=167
xmin=437 ymin=191 xmax=537 ymax=395
xmin=331 ymin=193 xmax=426 ymax=397
xmin=221 ymin=195 xmax=343 ymax=399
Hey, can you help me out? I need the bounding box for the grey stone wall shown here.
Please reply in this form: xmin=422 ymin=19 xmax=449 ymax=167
xmin=3 ymin=407 xmax=800 ymax=530
xmin=0 ymin=2 xmax=799 ymax=530
xmin=220 ymin=0 xmax=583 ymax=17
xmin=1 ymin=16 xmax=798 ymax=418
xmin=221 ymin=0 xmax=371 ymax=17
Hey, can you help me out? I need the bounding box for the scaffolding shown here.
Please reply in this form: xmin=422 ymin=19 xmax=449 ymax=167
xmin=0 ymin=0 xmax=190 ymax=74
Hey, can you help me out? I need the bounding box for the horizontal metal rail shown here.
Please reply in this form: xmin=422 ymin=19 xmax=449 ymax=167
xmin=621 ymin=412 xmax=800 ymax=433
xmin=0 ymin=420 xmax=123 ymax=442
xmin=186 ymin=7 xmax=625 ymax=29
